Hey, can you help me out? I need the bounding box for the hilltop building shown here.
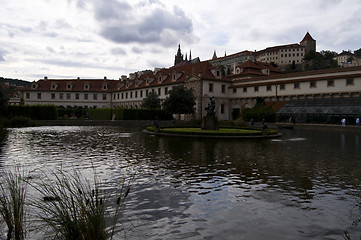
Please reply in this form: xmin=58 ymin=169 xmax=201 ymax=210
xmin=336 ymin=51 xmax=361 ymax=67
xmin=254 ymin=32 xmax=316 ymax=67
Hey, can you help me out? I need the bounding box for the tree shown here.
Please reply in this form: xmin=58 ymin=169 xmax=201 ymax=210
xmin=163 ymin=85 xmax=196 ymax=116
xmin=354 ymin=48 xmax=361 ymax=58
xmin=0 ymin=84 xmax=8 ymax=116
xmin=320 ymin=50 xmax=338 ymax=60
xmin=140 ymin=91 xmax=161 ymax=109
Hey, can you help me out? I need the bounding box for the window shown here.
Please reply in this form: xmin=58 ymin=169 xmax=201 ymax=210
xmin=26 ymin=93 xmax=30 ymax=99
xmin=280 ymin=84 xmax=285 ymax=90
xmin=158 ymin=88 xmax=161 ymax=96
xmin=233 ymin=88 xmax=237 ymax=93
xmin=140 ymin=91 xmax=143 ymax=98
xmin=84 ymin=84 xmax=89 ymax=90
xmin=216 ymin=70 xmax=220 ymax=77
xmin=294 ymin=83 xmax=300 ymax=89
xmin=76 ymin=93 xmax=79 ymax=100
xmin=130 ymin=92 xmax=133 ymax=99
xmin=346 ymin=78 xmax=354 ymax=85
xmin=103 ymin=94 xmax=107 ymax=100
xmin=37 ymin=93 xmax=41 ymax=99
xmin=221 ymin=84 xmax=226 ymax=93
xmin=266 ymin=85 xmax=272 ymax=91
xmin=93 ymin=94 xmax=97 ymax=100
xmin=103 ymin=85 xmax=107 ymax=90
xmin=84 ymin=93 xmax=88 ymax=100
xmin=209 ymin=83 xmax=213 ymax=92
xmin=126 ymin=92 xmax=128 ymax=99
xmin=310 ymin=81 xmax=316 ymax=88
xmin=165 ymin=87 xmax=168 ymax=95
xmin=327 ymin=80 xmax=334 ymax=87
xmin=67 ymin=84 xmax=72 ymax=90
xmin=146 ymin=90 xmax=149 ymax=96
xmin=254 ymin=86 xmax=259 ymax=92
xmin=51 ymin=93 xmax=55 ymax=99
xmin=221 ymin=104 xmax=225 ymax=114
xmin=243 ymin=87 xmax=247 ymax=93
xmin=135 ymin=91 xmax=138 ymax=98
xmin=117 ymin=93 xmax=120 ymax=99
xmin=67 ymin=93 xmax=71 ymax=100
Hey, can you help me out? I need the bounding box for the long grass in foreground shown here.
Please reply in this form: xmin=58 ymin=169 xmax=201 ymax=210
xmin=29 ymin=168 xmax=130 ymax=240
xmin=0 ymin=169 xmax=27 ymax=240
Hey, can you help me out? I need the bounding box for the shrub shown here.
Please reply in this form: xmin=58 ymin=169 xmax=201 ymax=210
xmin=5 ymin=116 xmax=36 ymax=128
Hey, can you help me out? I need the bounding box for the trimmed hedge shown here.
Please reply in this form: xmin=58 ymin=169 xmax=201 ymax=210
xmin=6 ymin=105 xmax=58 ymax=120
xmin=86 ymin=108 xmax=172 ymax=121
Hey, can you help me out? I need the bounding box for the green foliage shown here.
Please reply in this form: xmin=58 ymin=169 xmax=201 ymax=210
xmin=163 ymin=85 xmax=196 ymax=115
xmin=140 ymin=92 xmax=161 ymax=109
xmin=29 ymin=168 xmax=130 ymax=240
xmin=242 ymin=104 xmax=276 ymax=123
xmin=0 ymin=85 xmax=8 ymax=116
xmin=303 ymin=50 xmax=338 ymax=70
xmin=5 ymin=116 xmax=36 ymax=128
xmin=0 ymin=168 xmax=27 ymax=240
xmin=354 ymin=48 xmax=361 ymax=58
xmin=6 ymin=105 xmax=57 ymax=120
xmin=87 ymin=108 xmax=113 ymax=120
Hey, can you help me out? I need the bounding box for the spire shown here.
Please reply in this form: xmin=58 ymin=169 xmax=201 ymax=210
xmin=189 ymin=50 xmax=192 ymax=61
xmin=212 ymin=50 xmax=217 ymax=60
xmin=224 ymin=51 xmax=227 ymax=57
xmin=174 ymin=44 xmax=184 ymax=65
xmin=185 ymin=53 xmax=188 ymax=61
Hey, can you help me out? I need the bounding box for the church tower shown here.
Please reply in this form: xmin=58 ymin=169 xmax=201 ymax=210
xmin=300 ymin=32 xmax=316 ymax=54
xmin=174 ymin=44 xmax=184 ymax=65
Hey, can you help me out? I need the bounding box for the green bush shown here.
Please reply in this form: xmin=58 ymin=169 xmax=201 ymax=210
xmin=6 ymin=116 xmax=36 ymax=128
xmin=6 ymin=105 xmax=57 ymax=120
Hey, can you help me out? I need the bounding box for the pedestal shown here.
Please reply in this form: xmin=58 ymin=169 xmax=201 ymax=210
xmin=201 ymin=116 xmax=219 ymax=130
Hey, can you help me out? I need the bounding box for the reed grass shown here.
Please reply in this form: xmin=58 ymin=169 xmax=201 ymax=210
xmin=29 ymin=168 xmax=130 ymax=240
xmin=0 ymin=169 xmax=27 ymax=240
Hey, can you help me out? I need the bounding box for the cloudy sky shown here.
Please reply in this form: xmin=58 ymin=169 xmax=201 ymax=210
xmin=1 ymin=0 xmax=361 ymax=81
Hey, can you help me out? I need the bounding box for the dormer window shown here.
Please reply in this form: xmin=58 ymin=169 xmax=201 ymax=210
xmin=51 ymin=83 xmax=58 ymax=90
xmin=173 ymin=74 xmax=176 ymax=80
xmin=103 ymin=84 xmax=108 ymax=90
xmin=31 ymin=83 xmax=38 ymax=89
xmin=159 ymin=76 xmax=162 ymax=83
xmin=84 ymin=83 xmax=90 ymax=90
xmin=67 ymin=83 xmax=73 ymax=90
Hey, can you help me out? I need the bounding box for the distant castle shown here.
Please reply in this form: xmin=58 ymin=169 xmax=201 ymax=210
xmin=174 ymin=44 xmax=200 ymax=66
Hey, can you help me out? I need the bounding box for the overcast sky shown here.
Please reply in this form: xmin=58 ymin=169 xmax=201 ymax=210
xmin=1 ymin=0 xmax=361 ymax=81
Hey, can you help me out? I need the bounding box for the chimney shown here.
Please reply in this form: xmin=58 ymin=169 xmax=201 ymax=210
xmin=104 ymin=76 xmax=107 ymax=80
xmin=44 ymin=76 xmax=48 ymax=80
xmin=77 ymin=77 xmax=80 ymax=80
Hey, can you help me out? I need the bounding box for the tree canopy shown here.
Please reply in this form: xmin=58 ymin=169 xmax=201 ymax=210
xmin=354 ymin=48 xmax=361 ymax=58
xmin=0 ymin=85 xmax=8 ymax=115
xmin=140 ymin=91 xmax=161 ymax=109
xmin=163 ymin=85 xmax=196 ymax=115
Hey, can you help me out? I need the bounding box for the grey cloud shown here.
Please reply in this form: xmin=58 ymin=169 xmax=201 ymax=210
xmin=132 ymin=47 xmax=142 ymax=54
xmin=46 ymin=46 xmax=56 ymax=53
xmin=94 ymin=0 xmax=195 ymax=46
xmin=111 ymin=47 xmax=127 ymax=55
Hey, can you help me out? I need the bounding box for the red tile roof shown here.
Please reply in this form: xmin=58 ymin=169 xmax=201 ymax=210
xmin=301 ymin=32 xmax=315 ymax=42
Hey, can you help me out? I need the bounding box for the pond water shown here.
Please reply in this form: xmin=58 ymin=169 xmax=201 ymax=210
xmin=0 ymin=125 xmax=361 ymax=240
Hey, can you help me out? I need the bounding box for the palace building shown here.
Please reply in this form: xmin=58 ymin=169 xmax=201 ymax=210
xmin=22 ymin=33 xmax=361 ymax=121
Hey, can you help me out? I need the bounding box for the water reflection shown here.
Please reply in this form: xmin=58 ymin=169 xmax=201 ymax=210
xmin=0 ymin=126 xmax=360 ymax=239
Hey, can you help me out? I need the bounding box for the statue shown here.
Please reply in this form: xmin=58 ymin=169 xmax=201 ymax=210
xmin=202 ymin=96 xmax=218 ymax=130
xmin=205 ymin=96 xmax=216 ymax=116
